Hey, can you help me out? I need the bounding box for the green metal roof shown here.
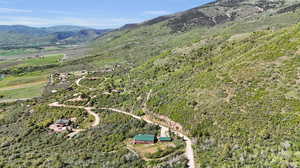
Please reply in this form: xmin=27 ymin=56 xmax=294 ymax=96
xmin=159 ymin=137 xmax=172 ymax=141
xmin=134 ymin=134 xmax=155 ymax=141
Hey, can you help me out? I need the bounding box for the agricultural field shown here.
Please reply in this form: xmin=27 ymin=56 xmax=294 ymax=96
xmin=14 ymin=53 xmax=63 ymax=68
xmin=0 ymin=53 xmax=65 ymax=101
xmin=0 ymin=45 xmax=89 ymax=61
xmin=0 ymin=48 xmax=38 ymax=57
xmin=0 ymin=71 xmax=49 ymax=100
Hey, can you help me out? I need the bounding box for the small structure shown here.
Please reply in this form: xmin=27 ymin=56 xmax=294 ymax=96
xmin=133 ymin=134 xmax=156 ymax=144
xmin=55 ymin=119 xmax=71 ymax=126
xmin=159 ymin=137 xmax=172 ymax=142
xmin=49 ymin=119 xmax=72 ymax=133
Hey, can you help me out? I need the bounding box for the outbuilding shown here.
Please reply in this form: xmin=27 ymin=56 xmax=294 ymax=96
xmin=133 ymin=134 xmax=156 ymax=144
xmin=159 ymin=137 xmax=172 ymax=142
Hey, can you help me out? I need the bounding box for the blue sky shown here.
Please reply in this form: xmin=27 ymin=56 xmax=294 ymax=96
xmin=0 ymin=0 xmax=214 ymax=28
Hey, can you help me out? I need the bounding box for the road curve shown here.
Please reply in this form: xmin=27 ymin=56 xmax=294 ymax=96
xmin=75 ymin=77 xmax=196 ymax=168
xmin=101 ymin=107 xmax=195 ymax=168
xmin=49 ymin=102 xmax=100 ymax=128
xmin=75 ymin=77 xmax=85 ymax=87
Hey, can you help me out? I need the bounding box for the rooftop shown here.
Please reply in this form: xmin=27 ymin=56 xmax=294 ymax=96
xmin=134 ymin=134 xmax=155 ymax=141
xmin=159 ymin=137 xmax=172 ymax=141
xmin=55 ymin=119 xmax=71 ymax=125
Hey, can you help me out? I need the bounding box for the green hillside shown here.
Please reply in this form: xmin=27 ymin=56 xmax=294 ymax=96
xmin=76 ymin=18 xmax=300 ymax=166
xmin=1 ymin=0 xmax=300 ymax=167
xmin=86 ymin=5 xmax=300 ymax=167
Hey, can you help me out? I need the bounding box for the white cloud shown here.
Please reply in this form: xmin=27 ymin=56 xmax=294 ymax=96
xmin=143 ymin=10 xmax=170 ymax=15
xmin=0 ymin=16 xmax=141 ymax=28
xmin=0 ymin=8 xmax=32 ymax=13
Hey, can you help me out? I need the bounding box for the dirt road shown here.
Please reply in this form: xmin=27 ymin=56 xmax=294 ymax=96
xmin=73 ymin=77 xmax=196 ymax=168
xmin=101 ymin=108 xmax=195 ymax=168
xmin=48 ymin=102 xmax=100 ymax=137
xmin=75 ymin=77 xmax=85 ymax=87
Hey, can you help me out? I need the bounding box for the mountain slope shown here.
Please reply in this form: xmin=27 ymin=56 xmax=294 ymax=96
xmin=86 ymin=0 xmax=300 ymax=167
xmin=1 ymin=0 xmax=300 ymax=167
xmin=88 ymin=21 xmax=300 ymax=167
xmin=121 ymin=0 xmax=300 ymax=32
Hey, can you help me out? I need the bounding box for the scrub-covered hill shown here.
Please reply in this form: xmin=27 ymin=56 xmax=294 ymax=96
xmin=1 ymin=0 xmax=300 ymax=167
xmin=85 ymin=0 xmax=300 ymax=166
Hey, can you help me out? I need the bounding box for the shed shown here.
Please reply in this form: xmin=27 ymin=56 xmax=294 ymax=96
xmin=133 ymin=134 xmax=156 ymax=144
xmin=159 ymin=137 xmax=172 ymax=142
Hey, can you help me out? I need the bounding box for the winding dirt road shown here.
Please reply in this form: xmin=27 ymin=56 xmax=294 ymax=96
xmin=60 ymin=76 xmax=196 ymax=167
xmin=48 ymin=102 xmax=100 ymax=137
xmin=75 ymin=77 xmax=85 ymax=87
xmin=101 ymin=107 xmax=195 ymax=168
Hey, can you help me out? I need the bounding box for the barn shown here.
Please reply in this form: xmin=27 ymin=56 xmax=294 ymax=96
xmin=133 ymin=134 xmax=156 ymax=144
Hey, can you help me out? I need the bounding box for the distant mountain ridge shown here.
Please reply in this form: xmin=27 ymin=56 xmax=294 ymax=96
xmin=0 ymin=25 xmax=112 ymax=49
xmin=120 ymin=0 xmax=300 ymax=32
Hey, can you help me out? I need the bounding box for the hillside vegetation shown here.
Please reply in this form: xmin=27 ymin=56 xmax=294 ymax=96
xmin=1 ymin=0 xmax=300 ymax=167
xmin=85 ymin=3 xmax=300 ymax=167
xmin=76 ymin=21 xmax=300 ymax=167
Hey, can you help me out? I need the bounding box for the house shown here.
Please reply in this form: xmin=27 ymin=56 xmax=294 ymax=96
xmin=133 ymin=134 xmax=156 ymax=144
xmin=49 ymin=119 xmax=72 ymax=133
xmin=55 ymin=119 xmax=71 ymax=127
xmin=159 ymin=137 xmax=172 ymax=142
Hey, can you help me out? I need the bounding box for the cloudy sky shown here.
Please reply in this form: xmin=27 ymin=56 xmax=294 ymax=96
xmin=0 ymin=0 xmax=213 ymax=28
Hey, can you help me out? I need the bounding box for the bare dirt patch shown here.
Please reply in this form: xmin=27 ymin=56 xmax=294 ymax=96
xmin=228 ymin=33 xmax=251 ymax=42
xmin=296 ymin=48 xmax=300 ymax=55
xmin=271 ymin=56 xmax=291 ymax=65
xmin=143 ymin=114 xmax=183 ymax=132
xmin=127 ymin=140 xmax=176 ymax=160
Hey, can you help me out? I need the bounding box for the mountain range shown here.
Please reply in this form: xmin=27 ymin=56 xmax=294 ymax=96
xmin=0 ymin=25 xmax=112 ymax=49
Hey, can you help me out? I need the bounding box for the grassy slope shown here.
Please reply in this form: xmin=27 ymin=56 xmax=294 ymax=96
xmin=138 ymin=24 xmax=300 ymax=167
xmin=84 ymin=23 xmax=300 ymax=167
xmin=1 ymin=5 xmax=300 ymax=168
xmin=83 ymin=10 xmax=300 ymax=167
xmin=89 ymin=8 xmax=300 ymax=67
